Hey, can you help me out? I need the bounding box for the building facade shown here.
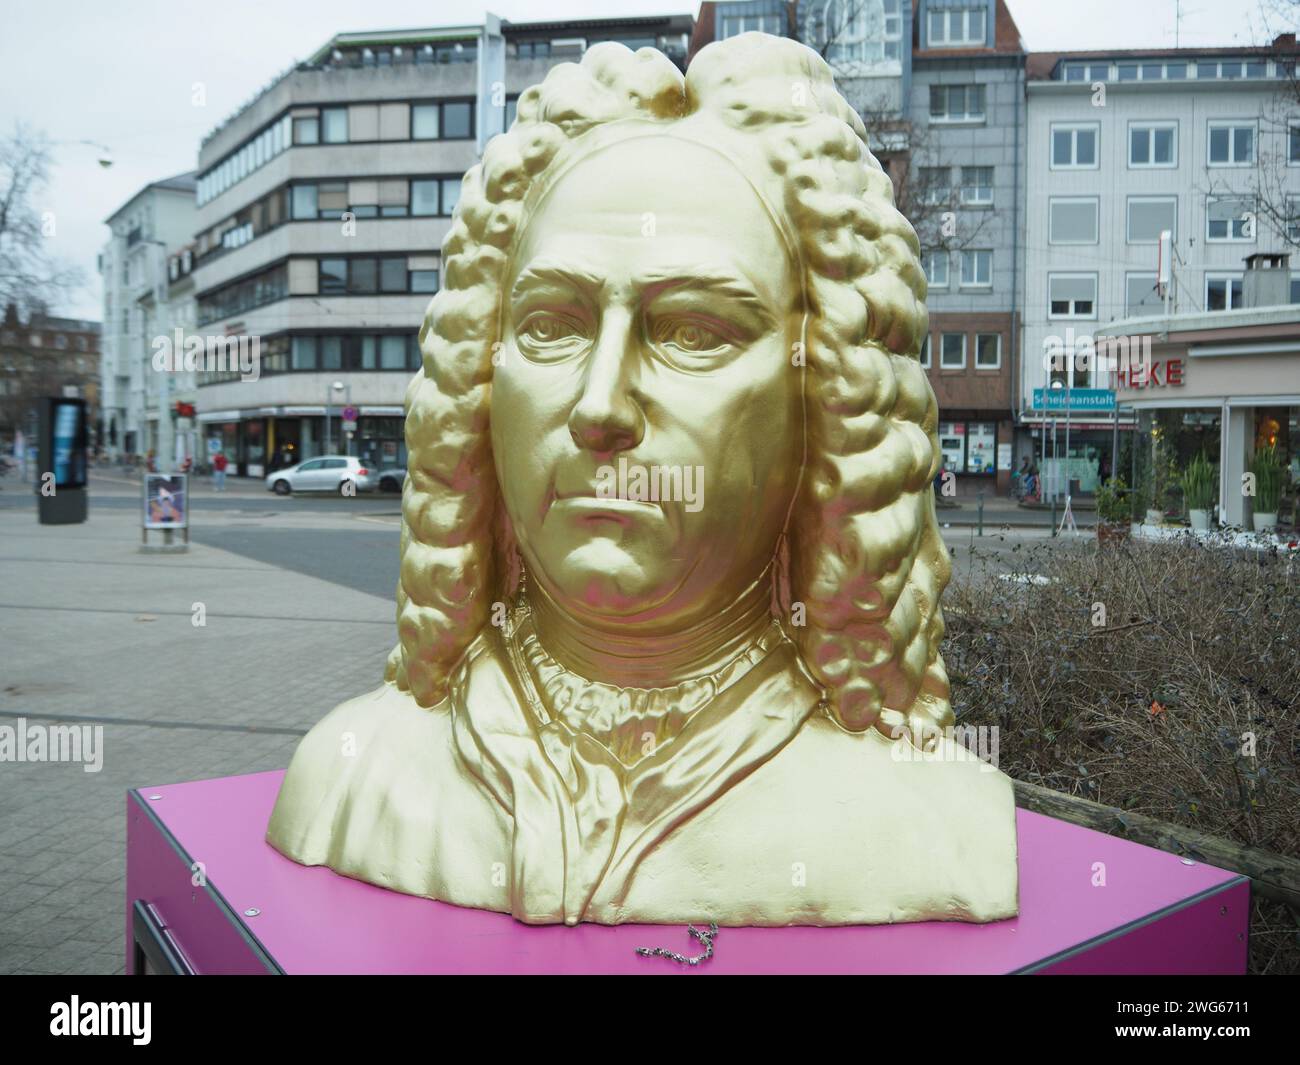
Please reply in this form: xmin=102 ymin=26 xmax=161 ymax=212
xmin=693 ymin=0 xmax=1025 ymax=492
xmin=189 ymin=15 xmax=692 ymax=478
xmin=0 ymin=305 xmax=101 ymax=449
xmin=909 ymin=0 xmax=1024 ymax=493
xmin=1104 ymin=256 xmax=1300 ymax=530
xmin=1021 ymin=36 xmax=1300 ymax=495
xmin=99 ymin=173 xmax=198 ymax=460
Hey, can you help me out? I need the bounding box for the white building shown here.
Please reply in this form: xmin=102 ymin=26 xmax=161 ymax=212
xmin=99 ymin=173 xmax=198 ymax=461
xmin=1020 ymin=36 xmax=1300 ymax=493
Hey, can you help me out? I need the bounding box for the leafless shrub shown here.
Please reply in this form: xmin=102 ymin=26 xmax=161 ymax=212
xmin=943 ymin=535 xmax=1299 ymax=973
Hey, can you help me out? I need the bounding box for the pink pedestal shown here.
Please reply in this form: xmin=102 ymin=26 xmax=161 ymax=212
xmin=125 ymin=770 xmax=1249 ymax=975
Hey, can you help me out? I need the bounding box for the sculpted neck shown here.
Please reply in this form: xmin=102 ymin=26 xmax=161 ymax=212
xmin=526 ymin=568 xmax=775 ymax=689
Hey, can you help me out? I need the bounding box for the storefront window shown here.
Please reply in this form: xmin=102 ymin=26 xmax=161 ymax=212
xmin=966 ymin=423 xmax=996 ymax=474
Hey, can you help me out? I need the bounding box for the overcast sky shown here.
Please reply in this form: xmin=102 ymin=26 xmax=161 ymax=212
xmin=2 ymin=0 xmax=1294 ymax=320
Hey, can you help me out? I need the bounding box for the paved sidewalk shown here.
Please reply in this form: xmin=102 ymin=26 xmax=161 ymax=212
xmin=0 ymin=496 xmax=395 ymax=975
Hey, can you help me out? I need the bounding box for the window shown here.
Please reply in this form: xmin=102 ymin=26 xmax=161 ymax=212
xmin=1129 ymin=122 xmax=1176 ymax=167
xmin=412 ymin=104 xmax=439 ymax=140
xmin=1063 ymin=62 xmax=1109 ymax=82
xmin=960 ymin=249 xmax=991 ymax=288
xmin=321 ymin=108 xmax=348 ymax=144
xmin=720 ymin=12 xmax=782 ymax=38
xmin=1125 ymin=273 xmax=1161 ymax=316
xmin=1051 ymin=124 xmax=1098 ymax=168
xmin=1049 ymin=274 xmax=1097 ymax=318
xmin=960 ymin=166 xmax=993 ymax=205
xmin=292 ymin=337 xmax=317 ymax=370
xmin=443 ymin=102 xmax=472 ymax=139
xmin=319 ymin=259 xmax=347 ymax=295
xmin=807 ymin=1 xmax=901 ymax=63
xmin=380 ymin=258 xmax=408 ymax=293
xmin=411 ymin=180 xmax=438 ymax=217
xmin=1049 ymin=197 xmax=1099 ymax=244
xmin=928 ymin=5 xmax=986 ymax=46
xmin=1206 ymin=274 xmax=1244 ymax=310
xmin=411 ymin=269 xmax=440 ymax=294
xmin=1206 ymin=195 xmax=1255 ymax=241
xmin=919 ymin=166 xmax=950 ymax=205
xmin=320 ymin=337 xmax=342 ymax=370
xmin=1288 ymin=195 xmax=1300 ymax=242
xmin=929 ymin=84 xmax=985 ymax=122
xmin=1207 ymin=122 xmax=1255 ymax=166
xmin=975 ymin=333 xmax=1001 ymax=369
xmin=1127 ymin=197 xmax=1177 ymax=243
xmin=381 ymin=335 xmax=407 ymax=369
xmin=919 ymin=334 xmax=931 ymax=368
xmin=1290 ymin=119 xmax=1300 ymax=165
xmin=940 ymin=333 xmax=966 ymax=369
xmin=1291 ymin=273 xmax=1300 ymax=303
xmin=350 ymin=259 xmax=378 ymax=294
xmin=291 ymin=184 xmax=318 ymax=220
xmin=309 ymin=182 xmax=344 ymax=220
xmin=441 ymin=178 xmax=461 ymax=216
xmin=924 ymin=249 xmax=949 ymax=288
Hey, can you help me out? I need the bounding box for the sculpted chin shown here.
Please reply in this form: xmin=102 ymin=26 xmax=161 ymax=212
xmin=266 ymin=32 xmax=1020 ymax=927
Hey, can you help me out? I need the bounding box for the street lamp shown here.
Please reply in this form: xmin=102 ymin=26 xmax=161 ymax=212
xmin=54 ymin=139 xmax=114 ymax=168
xmin=325 ymin=379 xmax=351 ymax=456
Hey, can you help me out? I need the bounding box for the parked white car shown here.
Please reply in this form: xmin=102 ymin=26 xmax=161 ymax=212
xmin=265 ymin=456 xmax=378 ymax=495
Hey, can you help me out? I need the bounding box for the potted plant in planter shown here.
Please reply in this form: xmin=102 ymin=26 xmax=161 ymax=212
xmin=1251 ymin=445 xmax=1282 ymax=532
xmin=1095 ymin=475 xmax=1130 ymax=544
xmin=1182 ymin=450 xmax=1216 ymax=531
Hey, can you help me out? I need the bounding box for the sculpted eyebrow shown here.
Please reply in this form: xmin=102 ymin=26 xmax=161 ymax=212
xmin=511 ymin=263 xmax=604 ymax=300
xmin=643 ymin=272 xmax=778 ymax=326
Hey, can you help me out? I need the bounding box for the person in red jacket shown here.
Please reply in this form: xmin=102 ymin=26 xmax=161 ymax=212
xmin=212 ymin=450 xmax=229 ymax=492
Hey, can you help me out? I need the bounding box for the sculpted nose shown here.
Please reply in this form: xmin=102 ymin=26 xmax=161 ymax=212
xmin=568 ymin=317 xmax=644 ymax=454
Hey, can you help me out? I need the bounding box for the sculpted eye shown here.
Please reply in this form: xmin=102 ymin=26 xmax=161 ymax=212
xmin=522 ymin=314 xmax=581 ymax=344
xmin=515 ymin=311 xmax=588 ymax=362
xmin=655 ymin=318 xmax=731 ymax=356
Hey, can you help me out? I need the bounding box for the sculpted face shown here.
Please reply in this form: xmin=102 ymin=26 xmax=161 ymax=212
xmin=491 ymin=136 xmax=803 ymax=633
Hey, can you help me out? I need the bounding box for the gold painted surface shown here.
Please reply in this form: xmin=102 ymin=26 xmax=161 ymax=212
xmin=267 ymin=32 xmax=1020 ymax=927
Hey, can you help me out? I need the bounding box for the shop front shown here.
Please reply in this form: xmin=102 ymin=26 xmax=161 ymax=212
xmin=1104 ymin=307 xmax=1300 ymax=529
xmin=936 ymin=417 xmax=1015 ymax=493
xmin=199 ymin=406 xmax=409 ymax=479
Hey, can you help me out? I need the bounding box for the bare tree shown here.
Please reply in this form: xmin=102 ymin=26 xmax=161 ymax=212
xmin=0 ymin=124 xmax=84 ymax=318
xmin=800 ymin=0 xmax=999 ymax=259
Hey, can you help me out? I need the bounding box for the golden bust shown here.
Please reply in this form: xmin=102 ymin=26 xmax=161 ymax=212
xmin=267 ymin=32 xmax=1019 ymax=927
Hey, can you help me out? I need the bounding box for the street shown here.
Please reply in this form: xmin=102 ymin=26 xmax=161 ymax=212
xmin=0 ymin=470 xmax=1092 ymax=974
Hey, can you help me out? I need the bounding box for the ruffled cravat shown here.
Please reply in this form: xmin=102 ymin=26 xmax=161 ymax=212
xmin=507 ymin=603 xmax=786 ymax=767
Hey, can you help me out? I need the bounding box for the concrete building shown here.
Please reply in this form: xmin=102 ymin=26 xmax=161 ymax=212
xmin=1021 ymin=35 xmax=1300 ymax=496
xmin=189 ymin=14 xmax=693 ymax=478
xmin=99 ymin=172 xmax=198 ymax=460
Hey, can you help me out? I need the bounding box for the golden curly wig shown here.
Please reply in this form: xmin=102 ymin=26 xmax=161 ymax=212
xmin=384 ymin=31 xmax=954 ymax=746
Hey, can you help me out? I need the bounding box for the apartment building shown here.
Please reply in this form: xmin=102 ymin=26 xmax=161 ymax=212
xmin=99 ymin=173 xmax=198 ymax=460
xmin=1021 ymin=35 xmax=1300 ymax=494
xmin=189 ymin=15 xmax=693 ymax=478
xmin=909 ymin=0 xmax=1024 ymax=494
xmin=693 ymin=1 xmax=1026 ymax=492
